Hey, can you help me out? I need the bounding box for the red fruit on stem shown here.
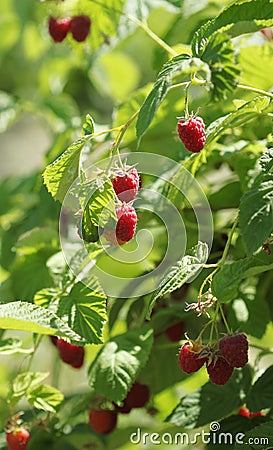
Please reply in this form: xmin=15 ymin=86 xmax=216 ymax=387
xmin=219 ymin=333 xmax=248 ymax=368
xmin=125 ymin=382 xmax=150 ymax=408
xmin=50 ymin=335 xmax=58 ymax=346
xmin=71 ymin=15 xmax=91 ymax=42
xmin=104 ymin=204 xmax=137 ymax=246
xmin=251 ymin=411 xmax=263 ymax=417
xmin=165 ymin=321 xmax=185 ymax=342
xmin=88 ymin=409 xmax=117 ymax=434
xmin=238 ymin=406 xmax=251 ymax=418
xmin=177 ymin=115 xmax=206 ymax=153
xmin=112 ymin=167 xmax=139 ymax=203
xmin=6 ymin=428 xmax=30 ymax=450
xmin=179 ymin=341 xmax=207 ymax=374
xmin=206 ymin=356 xmax=234 ymax=385
xmin=57 ymin=339 xmax=84 ymax=368
xmin=48 ymin=17 xmax=72 ymax=43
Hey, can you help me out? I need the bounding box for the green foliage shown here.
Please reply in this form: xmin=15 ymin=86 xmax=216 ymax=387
xmin=88 ymin=327 xmax=153 ymax=402
xmin=1 ymin=0 xmax=273 ymax=447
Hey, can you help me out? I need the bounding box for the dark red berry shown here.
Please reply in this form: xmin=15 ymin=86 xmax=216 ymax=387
xmin=71 ymin=15 xmax=91 ymax=42
xmin=165 ymin=321 xmax=185 ymax=342
xmin=48 ymin=17 xmax=72 ymax=43
xmin=179 ymin=341 xmax=207 ymax=374
xmin=112 ymin=167 xmax=139 ymax=203
xmin=6 ymin=428 xmax=30 ymax=450
xmin=238 ymin=406 xmax=250 ymax=418
xmin=114 ymin=402 xmax=132 ymax=414
xmin=125 ymin=383 xmax=150 ymax=408
xmin=177 ymin=115 xmax=206 ymax=153
xmin=57 ymin=339 xmax=84 ymax=368
xmin=219 ymin=333 xmax=248 ymax=368
xmin=206 ymin=356 xmax=234 ymax=385
xmin=88 ymin=409 xmax=117 ymax=434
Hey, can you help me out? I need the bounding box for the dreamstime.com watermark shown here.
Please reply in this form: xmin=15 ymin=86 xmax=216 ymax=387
xmin=129 ymin=422 xmax=269 ymax=447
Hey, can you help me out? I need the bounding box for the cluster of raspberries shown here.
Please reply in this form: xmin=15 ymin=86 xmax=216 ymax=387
xmin=48 ymin=15 xmax=91 ymax=43
xmin=179 ymin=333 xmax=248 ymax=385
xmin=103 ymin=166 xmax=139 ymax=246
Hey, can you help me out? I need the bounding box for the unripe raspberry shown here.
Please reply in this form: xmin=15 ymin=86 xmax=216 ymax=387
xmin=177 ymin=115 xmax=206 ymax=153
xmin=219 ymin=333 xmax=248 ymax=368
xmin=48 ymin=17 xmax=71 ymax=42
xmin=112 ymin=166 xmax=139 ymax=203
xmin=179 ymin=341 xmax=207 ymax=374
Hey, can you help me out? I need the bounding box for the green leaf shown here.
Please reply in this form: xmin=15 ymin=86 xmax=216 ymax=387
xmin=43 ymin=136 xmax=90 ymax=203
xmin=260 ymin=148 xmax=273 ymax=173
xmin=147 ymin=242 xmax=208 ymax=317
xmin=88 ymin=327 xmax=153 ymax=402
xmin=200 ymin=33 xmax=240 ymax=100
xmin=246 ymin=365 xmax=273 ymax=411
xmin=206 ymin=97 xmax=270 ymax=147
xmin=27 ymin=384 xmax=64 ymax=413
xmin=240 ymin=173 xmax=273 ymax=255
xmin=56 ymin=281 xmax=107 ymax=345
xmin=0 ymin=301 xmax=84 ymax=342
xmin=212 ymin=252 xmax=273 ymax=303
xmin=192 ymin=0 xmax=273 ymax=57
xmin=237 ymin=422 xmax=273 ymax=449
xmin=0 ymin=338 xmax=32 ymax=355
xmin=8 ymin=372 xmax=49 ymax=406
xmin=82 ymin=178 xmax=116 ymax=228
xmin=166 ymin=366 xmax=252 ymax=428
xmin=136 ymin=53 xmax=191 ymax=140
xmin=82 ymin=114 xmax=95 ymax=136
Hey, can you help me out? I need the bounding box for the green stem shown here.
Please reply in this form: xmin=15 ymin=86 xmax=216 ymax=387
xmin=219 ymin=303 xmax=231 ymax=334
xmin=25 ymin=335 xmax=43 ymax=372
xmin=89 ymin=0 xmax=177 ymax=56
xmin=237 ymin=83 xmax=273 ymax=100
xmin=218 ymin=216 xmax=239 ymax=267
xmin=198 ymin=268 xmax=218 ymax=299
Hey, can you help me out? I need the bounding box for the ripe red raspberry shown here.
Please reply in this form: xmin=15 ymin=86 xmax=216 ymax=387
xmin=177 ymin=115 xmax=206 ymax=153
xmin=125 ymin=382 xmax=150 ymax=408
xmin=112 ymin=167 xmax=139 ymax=203
xmin=238 ymin=406 xmax=251 ymax=418
xmin=165 ymin=321 xmax=185 ymax=342
xmin=57 ymin=339 xmax=84 ymax=368
xmin=48 ymin=17 xmax=72 ymax=43
xmin=219 ymin=333 xmax=248 ymax=368
xmin=71 ymin=15 xmax=91 ymax=42
xmin=104 ymin=205 xmax=137 ymax=245
xmin=6 ymin=428 xmax=30 ymax=450
xmin=179 ymin=341 xmax=207 ymax=374
xmin=88 ymin=409 xmax=117 ymax=434
xmin=206 ymin=356 xmax=234 ymax=385
xmin=49 ymin=335 xmax=58 ymax=346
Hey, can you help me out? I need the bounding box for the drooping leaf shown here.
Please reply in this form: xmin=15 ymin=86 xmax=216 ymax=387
xmin=211 ymin=252 xmax=273 ymax=303
xmin=136 ymin=53 xmax=191 ymax=140
xmin=147 ymin=242 xmax=208 ymax=317
xmin=246 ymin=365 xmax=273 ymax=411
xmin=0 ymin=301 xmax=84 ymax=342
xmin=27 ymin=384 xmax=64 ymax=413
xmin=88 ymin=327 xmax=153 ymax=402
xmin=43 ymin=136 xmax=90 ymax=203
xmin=236 ymin=422 xmax=273 ymax=449
xmin=166 ymin=366 xmax=252 ymax=428
xmin=82 ymin=114 xmax=95 ymax=136
xmin=240 ymin=173 xmax=273 ymax=255
xmin=192 ymin=0 xmax=273 ymax=58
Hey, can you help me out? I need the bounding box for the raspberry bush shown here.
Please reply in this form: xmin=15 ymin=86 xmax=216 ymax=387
xmin=0 ymin=0 xmax=273 ymax=449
